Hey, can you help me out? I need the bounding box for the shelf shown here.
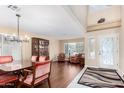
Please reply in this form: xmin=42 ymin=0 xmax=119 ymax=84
xmin=32 ymin=37 xmax=49 ymax=57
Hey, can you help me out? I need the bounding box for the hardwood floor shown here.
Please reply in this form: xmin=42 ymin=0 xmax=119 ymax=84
xmin=37 ymin=62 xmax=83 ymax=88
xmin=7 ymin=61 xmax=83 ymax=88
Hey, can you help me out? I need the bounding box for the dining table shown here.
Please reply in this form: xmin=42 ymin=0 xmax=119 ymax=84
xmin=0 ymin=60 xmax=32 ymax=74
xmin=0 ymin=60 xmax=32 ymax=87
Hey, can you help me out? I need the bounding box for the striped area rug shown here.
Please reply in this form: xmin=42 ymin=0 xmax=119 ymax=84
xmin=78 ymin=67 xmax=124 ymax=88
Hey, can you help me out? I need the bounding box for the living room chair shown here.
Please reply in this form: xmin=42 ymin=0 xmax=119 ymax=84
xmin=19 ymin=60 xmax=51 ymax=88
xmin=70 ymin=55 xmax=80 ymax=64
xmin=70 ymin=53 xmax=85 ymax=65
xmin=57 ymin=53 xmax=65 ymax=62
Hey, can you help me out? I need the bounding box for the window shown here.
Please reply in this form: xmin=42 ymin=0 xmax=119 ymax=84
xmin=64 ymin=42 xmax=84 ymax=57
xmin=88 ymin=37 xmax=95 ymax=59
xmin=0 ymin=34 xmax=22 ymax=61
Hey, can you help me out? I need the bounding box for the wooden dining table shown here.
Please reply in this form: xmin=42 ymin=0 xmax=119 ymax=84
xmin=0 ymin=60 xmax=32 ymax=72
xmin=0 ymin=60 xmax=32 ymax=87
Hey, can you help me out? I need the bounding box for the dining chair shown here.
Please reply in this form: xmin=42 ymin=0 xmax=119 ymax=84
xmin=31 ymin=56 xmax=38 ymax=62
xmin=19 ymin=60 xmax=51 ymax=88
xmin=0 ymin=56 xmax=19 ymax=87
xmin=39 ymin=56 xmax=47 ymax=62
xmin=27 ymin=56 xmax=49 ymax=75
xmin=0 ymin=56 xmax=13 ymax=75
xmin=0 ymin=73 xmax=19 ymax=87
xmin=0 ymin=56 xmax=13 ymax=64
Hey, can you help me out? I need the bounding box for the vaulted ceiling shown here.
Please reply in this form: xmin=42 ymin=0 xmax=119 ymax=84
xmin=0 ymin=5 xmax=87 ymax=40
xmin=88 ymin=5 xmax=121 ymax=26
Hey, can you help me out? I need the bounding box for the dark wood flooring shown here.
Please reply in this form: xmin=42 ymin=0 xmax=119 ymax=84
xmin=3 ymin=62 xmax=83 ymax=88
xmin=37 ymin=62 xmax=83 ymax=88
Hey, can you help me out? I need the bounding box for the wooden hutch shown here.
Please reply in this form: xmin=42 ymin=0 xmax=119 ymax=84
xmin=32 ymin=37 xmax=49 ymax=59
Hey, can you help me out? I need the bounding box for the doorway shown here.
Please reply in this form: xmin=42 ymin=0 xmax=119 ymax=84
xmin=98 ymin=34 xmax=119 ymax=69
xmin=86 ymin=28 xmax=119 ymax=69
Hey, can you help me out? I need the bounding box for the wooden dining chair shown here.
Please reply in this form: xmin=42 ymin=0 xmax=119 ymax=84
xmin=0 ymin=56 xmax=19 ymax=87
xmin=27 ymin=56 xmax=49 ymax=76
xmin=31 ymin=56 xmax=38 ymax=62
xmin=0 ymin=73 xmax=19 ymax=87
xmin=19 ymin=60 xmax=52 ymax=88
xmin=0 ymin=56 xmax=13 ymax=75
xmin=39 ymin=56 xmax=47 ymax=62
xmin=0 ymin=56 xmax=13 ymax=64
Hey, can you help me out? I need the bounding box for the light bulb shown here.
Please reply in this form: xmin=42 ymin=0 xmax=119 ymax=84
xmin=12 ymin=33 xmax=16 ymax=37
xmin=27 ymin=37 xmax=30 ymax=40
xmin=24 ymin=35 xmax=28 ymax=38
xmin=4 ymin=34 xmax=8 ymax=37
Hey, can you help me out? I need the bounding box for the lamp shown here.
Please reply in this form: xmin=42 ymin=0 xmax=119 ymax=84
xmin=4 ymin=5 xmax=30 ymax=43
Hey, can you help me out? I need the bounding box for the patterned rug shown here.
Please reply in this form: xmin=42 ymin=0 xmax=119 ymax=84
xmin=78 ymin=67 xmax=124 ymax=88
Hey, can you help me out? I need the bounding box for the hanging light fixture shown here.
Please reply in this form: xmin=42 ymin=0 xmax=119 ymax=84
xmin=4 ymin=5 xmax=30 ymax=43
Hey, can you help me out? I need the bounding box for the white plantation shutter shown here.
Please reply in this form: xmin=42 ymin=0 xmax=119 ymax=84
xmin=0 ymin=35 xmax=22 ymax=61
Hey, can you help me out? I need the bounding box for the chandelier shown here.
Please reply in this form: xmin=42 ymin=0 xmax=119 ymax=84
xmin=4 ymin=5 xmax=30 ymax=43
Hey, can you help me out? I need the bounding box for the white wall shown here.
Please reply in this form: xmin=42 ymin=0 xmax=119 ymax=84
xmin=88 ymin=6 xmax=121 ymax=26
xmin=119 ymin=6 xmax=124 ymax=73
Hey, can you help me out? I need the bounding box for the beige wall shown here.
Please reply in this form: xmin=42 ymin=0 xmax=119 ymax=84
xmin=59 ymin=38 xmax=84 ymax=53
xmin=0 ymin=26 xmax=60 ymax=61
xmin=119 ymin=6 xmax=124 ymax=73
xmin=88 ymin=6 xmax=121 ymax=26
xmin=49 ymin=39 xmax=60 ymax=61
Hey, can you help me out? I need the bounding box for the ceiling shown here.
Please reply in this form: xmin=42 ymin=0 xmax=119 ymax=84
xmin=0 ymin=5 xmax=87 ymax=40
xmin=88 ymin=5 xmax=121 ymax=26
xmin=88 ymin=5 xmax=118 ymax=13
